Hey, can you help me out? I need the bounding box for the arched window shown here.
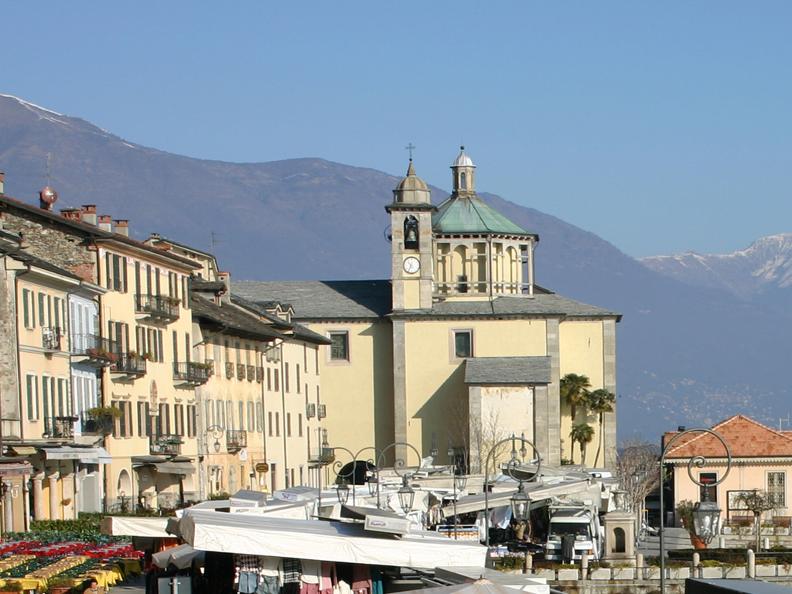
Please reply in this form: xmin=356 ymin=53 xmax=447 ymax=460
xmin=614 ymin=527 xmax=626 ymax=553
xmin=404 ymin=216 xmax=419 ymax=250
xmin=460 ymin=171 xmax=467 ymax=190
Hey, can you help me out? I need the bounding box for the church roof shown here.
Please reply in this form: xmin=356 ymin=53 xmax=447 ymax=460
xmin=465 ymin=357 xmax=551 ymax=385
xmin=452 ymin=147 xmax=475 ymax=168
xmin=232 ymin=280 xmax=620 ymax=321
xmin=432 ymin=194 xmax=532 ymax=236
xmin=394 ymin=160 xmax=429 ymax=193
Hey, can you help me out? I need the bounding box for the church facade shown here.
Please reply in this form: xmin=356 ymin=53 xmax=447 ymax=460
xmin=234 ymin=148 xmax=620 ymax=474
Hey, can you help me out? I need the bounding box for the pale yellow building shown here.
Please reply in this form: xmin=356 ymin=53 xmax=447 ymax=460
xmin=235 ymin=148 xmax=621 ymax=472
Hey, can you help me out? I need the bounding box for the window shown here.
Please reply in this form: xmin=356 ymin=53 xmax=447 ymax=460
xmin=256 ymin=403 xmax=263 ymax=432
xmin=238 ymin=401 xmax=244 ymax=431
xmin=296 ymin=365 xmax=301 ymax=393
xmin=105 ymin=253 xmax=128 ymax=292
xmin=159 ymin=403 xmax=171 ymax=435
xmin=699 ymin=472 xmax=718 ymax=502
xmin=329 ymin=332 xmax=349 ymax=361
xmin=275 ymin=412 xmax=280 ymax=437
xmin=298 ymin=413 xmax=303 ymax=437
xmin=248 ymin=402 xmax=255 ymax=432
xmin=768 ymin=472 xmax=786 ymax=507
xmin=38 ymin=293 xmax=46 ymax=327
xmin=404 ymin=215 xmax=419 ymax=250
xmin=274 ymin=369 xmax=280 ymax=392
xmin=454 ymin=330 xmax=473 ymax=358
xmin=267 ymin=368 xmax=272 ymax=391
xmin=175 ymin=404 xmax=185 ymax=436
xmin=26 ymin=374 xmax=38 ymax=420
xmin=268 ymin=412 xmax=273 ymax=437
xmin=187 ymin=405 xmax=197 ymax=437
xmin=113 ymin=401 xmax=132 ymax=438
xmin=138 ymin=402 xmax=150 ymax=436
xmin=22 ymin=288 xmax=34 ymax=328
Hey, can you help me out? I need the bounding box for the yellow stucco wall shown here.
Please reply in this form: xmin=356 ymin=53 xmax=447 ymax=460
xmin=403 ymin=318 xmax=547 ymax=462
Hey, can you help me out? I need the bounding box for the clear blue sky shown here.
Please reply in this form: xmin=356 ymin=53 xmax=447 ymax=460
xmin=5 ymin=1 xmax=791 ymax=257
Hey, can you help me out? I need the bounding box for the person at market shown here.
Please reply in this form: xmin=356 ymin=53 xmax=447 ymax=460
xmin=84 ymin=578 xmax=104 ymax=594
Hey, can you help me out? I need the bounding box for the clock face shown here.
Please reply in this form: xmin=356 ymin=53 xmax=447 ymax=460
xmin=403 ymin=256 xmax=420 ymax=274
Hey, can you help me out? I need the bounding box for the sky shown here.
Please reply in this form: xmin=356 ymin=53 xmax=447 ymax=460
xmin=4 ymin=1 xmax=792 ymax=258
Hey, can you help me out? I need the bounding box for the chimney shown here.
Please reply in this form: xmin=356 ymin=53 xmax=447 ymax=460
xmin=113 ymin=219 xmax=129 ymax=237
xmin=218 ymin=271 xmax=231 ymax=303
xmin=80 ymin=205 xmax=97 ymax=226
xmin=97 ymin=215 xmax=112 ymax=232
xmin=0 ymin=173 xmax=4 ymax=195
xmin=60 ymin=208 xmax=82 ymax=221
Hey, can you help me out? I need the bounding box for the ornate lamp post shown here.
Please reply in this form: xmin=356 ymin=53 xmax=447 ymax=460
xmin=206 ymin=424 xmax=224 ymax=454
xmin=659 ymin=428 xmax=732 ymax=593
xmin=483 ymin=433 xmax=540 ymax=547
xmin=376 ymin=442 xmax=422 ymax=512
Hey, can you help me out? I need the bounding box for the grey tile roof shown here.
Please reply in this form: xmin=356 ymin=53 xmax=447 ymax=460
xmin=0 ymin=246 xmax=83 ymax=281
xmin=228 ymin=293 xmax=330 ymax=345
xmin=408 ymin=293 xmax=620 ymax=319
xmin=233 ymin=280 xmax=393 ymax=320
xmin=465 ymin=356 xmax=552 ymax=385
xmin=190 ymin=294 xmax=285 ymax=341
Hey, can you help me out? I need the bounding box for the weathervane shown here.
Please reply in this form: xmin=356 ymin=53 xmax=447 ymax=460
xmin=405 ymin=142 xmax=416 ymax=160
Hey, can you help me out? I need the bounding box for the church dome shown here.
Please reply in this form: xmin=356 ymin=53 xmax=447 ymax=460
xmin=392 ymin=160 xmax=431 ymax=204
xmin=451 ymin=146 xmax=475 ymax=168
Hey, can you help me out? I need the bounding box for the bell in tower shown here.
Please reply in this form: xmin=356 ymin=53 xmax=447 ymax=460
xmin=404 ymin=215 xmax=419 ymax=250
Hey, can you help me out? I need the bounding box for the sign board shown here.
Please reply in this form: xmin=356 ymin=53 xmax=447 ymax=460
xmin=255 ymin=462 xmax=269 ymax=473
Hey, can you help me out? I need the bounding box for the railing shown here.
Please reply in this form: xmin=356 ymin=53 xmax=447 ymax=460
xmin=110 ymin=353 xmax=147 ymax=377
xmin=81 ymin=415 xmax=108 ymax=435
xmin=72 ymin=334 xmax=119 ymax=365
xmin=135 ymin=294 xmax=180 ymax=321
xmin=318 ymin=404 xmax=327 ymax=419
xmin=172 ymin=361 xmax=210 ymax=385
xmin=306 ymin=403 xmax=316 ymax=419
xmin=205 ymin=359 xmax=215 ymax=377
xmin=255 ymin=366 xmax=263 ymax=383
xmin=45 ymin=416 xmax=76 ymax=439
xmin=246 ymin=365 xmax=255 ymax=382
xmin=225 ymin=362 xmax=234 ymax=379
xmin=308 ymin=447 xmax=335 ymax=465
xmin=42 ymin=327 xmax=63 ymax=351
xmin=150 ymin=434 xmax=182 ymax=456
xmin=226 ymin=430 xmax=247 ymax=452
xmin=236 ymin=363 xmax=245 ymax=381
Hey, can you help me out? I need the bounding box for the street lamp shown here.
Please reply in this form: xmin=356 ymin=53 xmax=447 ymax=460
xmin=376 ymin=442 xmax=421 ymax=511
xmin=483 ymin=433 xmax=540 ymax=548
xmin=206 ymin=425 xmax=224 ymax=454
xmin=336 ymin=479 xmax=350 ymax=505
xmin=659 ymin=428 xmax=732 ymax=593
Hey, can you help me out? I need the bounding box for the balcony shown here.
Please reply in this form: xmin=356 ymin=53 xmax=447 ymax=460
xmin=150 ymin=434 xmax=182 ymax=456
xmin=236 ymin=363 xmax=245 ymax=381
xmin=255 ymin=366 xmax=263 ymax=383
xmin=308 ymin=446 xmax=335 ymax=467
xmin=318 ymin=404 xmax=327 ymax=419
xmin=306 ymin=403 xmax=316 ymax=419
xmin=110 ymin=353 xmax=147 ymax=378
xmin=173 ymin=361 xmax=211 ymax=386
xmin=225 ymin=362 xmax=234 ymax=379
xmin=135 ymin=294 xmax=180 ymax=322
xmin=246 ymin=365 xmax=255 ymax=382
xmin=44 ymin=416 xmax=77 ymax=439
xmin=42 ymin=327 xmax=63 ymax=352
xmin=226 ymin=430 xmax=247 ymax=453
xmin=72 ymin=334 xmax=119 ymax=367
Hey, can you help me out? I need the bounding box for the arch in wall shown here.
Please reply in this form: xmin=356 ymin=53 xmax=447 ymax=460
xmin=613 ymin=527 xmax=626 ymax=553
xmin=117 ymin=469 xmax=132 ymax=498
xmin=460 ymin=171 xmax=467 ymax=190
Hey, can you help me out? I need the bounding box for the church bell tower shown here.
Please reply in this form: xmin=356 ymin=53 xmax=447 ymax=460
xmin=385 ymin=159 xmax=436 ymax=310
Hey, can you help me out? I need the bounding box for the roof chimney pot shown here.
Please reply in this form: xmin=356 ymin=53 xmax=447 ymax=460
xmin=97 ymin=214 xmax=112 ymax=232
xmin=113 ymin=219 xmax=129 ymax=237
xmin=80 ymin=205 xmax=97 ymax=226
xmin=60 ymin=208 xmax=82 ymax=221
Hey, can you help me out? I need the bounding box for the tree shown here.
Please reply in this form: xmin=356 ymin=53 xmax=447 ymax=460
xmin=588 ymin=388 xmax=615 ymax=467
xmin=570 ymin=422 xmax=595 ymax=465
xmin=615 ymin=440 xmax=660 ymax=532
xmin=560 ymin=373 xmax=591 ymax=422
xmin=734 ymin=489 xmax=779 ymax=552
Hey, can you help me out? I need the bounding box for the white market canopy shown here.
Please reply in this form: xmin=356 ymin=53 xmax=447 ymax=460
xmin=441 ymin=479 xmax=592 ymax=516
xmin=180 ymin=509 xmax=486 ymax=569
xmin=101 ymin=516 xmax=171 ymax=538
xmin=152 ymin=543 xmax=204 ymax=569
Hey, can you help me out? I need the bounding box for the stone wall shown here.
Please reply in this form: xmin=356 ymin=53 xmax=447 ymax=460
xmin=0 ymin=255 xmax=21 ymax=439
xmin=0 ymin=212 xmax=97 ymax=283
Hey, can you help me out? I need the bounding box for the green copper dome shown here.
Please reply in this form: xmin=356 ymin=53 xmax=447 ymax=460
xmin=432 ymin=194 xmax=531 ymax=235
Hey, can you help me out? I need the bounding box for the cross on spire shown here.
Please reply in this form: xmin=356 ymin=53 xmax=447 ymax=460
xmin=405 ymin=142 xmax=416 ymax=161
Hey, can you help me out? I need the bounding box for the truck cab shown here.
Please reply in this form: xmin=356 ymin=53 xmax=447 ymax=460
xmin=544 ymin=505 xmax=602 ymax=562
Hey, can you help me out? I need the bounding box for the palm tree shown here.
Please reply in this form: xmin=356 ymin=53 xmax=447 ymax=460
xmin=560 ymin=373 xmax=591 ymax=421
xmin=570 ymin=422 xmax=595 ymax=466
xmin=588 ymin=388 xmax=615 ymax=467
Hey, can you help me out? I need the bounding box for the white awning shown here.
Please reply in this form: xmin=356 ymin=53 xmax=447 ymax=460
xmin=180 ymin=509 xmax=486 ymax=569
xmin=101 ymin=516 xmax=171 ymax=537
xmin=155 ymin=461 xmax=196 ymax=475
xmin=152 ymin=544 xmax=204 ymax=569
xmin=441 ymin=479 xmax=592 ymax=516
xmin=41 ymin=447 xmax=111 ymax=464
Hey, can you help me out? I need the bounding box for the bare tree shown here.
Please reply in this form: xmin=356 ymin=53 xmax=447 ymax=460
xmin=615 ymin=440 xmax=661 ymax=527
xmin=466 ymin=409 xmax=509 ymax=474
xmin=734 ymin=490 xmax=779 ymax=552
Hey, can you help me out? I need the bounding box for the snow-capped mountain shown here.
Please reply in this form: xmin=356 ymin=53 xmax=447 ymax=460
xmin=641 ymin=234 xmax=792 ymax=310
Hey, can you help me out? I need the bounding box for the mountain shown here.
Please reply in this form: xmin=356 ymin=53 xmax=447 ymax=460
xmin=641 ymin=234 xmax=792 ymax=316
xmin=1 ymin=93 xmax=791 ymax=440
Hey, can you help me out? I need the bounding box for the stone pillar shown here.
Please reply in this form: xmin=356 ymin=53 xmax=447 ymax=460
xmin=747 ymin=549 xmax=755 ymax=578
xmin=32 ymin=474 xmax=45 ymax=520
xmin=48 ymin=474 xmax=60 ymax=520
xmin=602 ymin=319 xmax=617 ymax=469
xmin=545 ymin=319 xmax=561 ymax=466
xmin=3 ymin=482 xmax=13 ymax=531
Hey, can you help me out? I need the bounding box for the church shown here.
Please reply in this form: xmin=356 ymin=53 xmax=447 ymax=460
xmin=234 ymin=147 xmax=620 ymax=472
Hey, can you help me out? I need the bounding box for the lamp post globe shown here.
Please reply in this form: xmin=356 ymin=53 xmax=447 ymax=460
xmin=367 ymin=476 xmax=377 ymax=497
xmin=692 ymin=499 xmax=722 ymax=544
xmin=213 ymin=439 xmax=221 ymax=453
xmin=454 ymin=473 xmax=467 ymax=492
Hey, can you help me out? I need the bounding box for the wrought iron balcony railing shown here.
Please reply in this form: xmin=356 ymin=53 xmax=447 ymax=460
xmin=110 ymin=353 xmax=147 ymax=377
xmin=72 ymin=334 xmax=119 ymax=366
xmin=42 ymin=327 xmax=63 ymax=351
xmin=226 ymin=429 xmax=247 ymax=453
xmin=173 ymin=361 xmax=211 ymax=386
xmin=135 ymin=294 xmax=180 ymax=322
xmin=150 ymin=434 xmax=182 ymax=456
xmin=45 ymin=416 xmax=77 ymax=439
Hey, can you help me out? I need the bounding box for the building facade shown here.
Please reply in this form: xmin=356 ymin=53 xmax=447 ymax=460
xmin=234 ymin=148 xmax=621 ymax=472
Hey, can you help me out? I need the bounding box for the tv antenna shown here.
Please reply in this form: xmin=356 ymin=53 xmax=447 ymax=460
xmin=779 ymin=415 xmax=791 ymax=431
xmin=209 ymin=231 xmax=221 ymax=252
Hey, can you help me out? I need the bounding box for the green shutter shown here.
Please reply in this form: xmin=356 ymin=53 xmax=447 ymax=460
xmin=22 ymin=289 xmax=30 ymax=328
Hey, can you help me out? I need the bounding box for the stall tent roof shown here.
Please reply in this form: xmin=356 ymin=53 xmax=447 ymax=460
xmin=440 ymin=479 xmax=592 ymax=516
xmin=179 ymin=509 xmax=485 ymax=569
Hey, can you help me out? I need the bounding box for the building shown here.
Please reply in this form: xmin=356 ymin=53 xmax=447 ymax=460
xmin=234 ymin=148 xmax=621 ymax=471
xmin=663 ymin=415 xmax=792 ymax=524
